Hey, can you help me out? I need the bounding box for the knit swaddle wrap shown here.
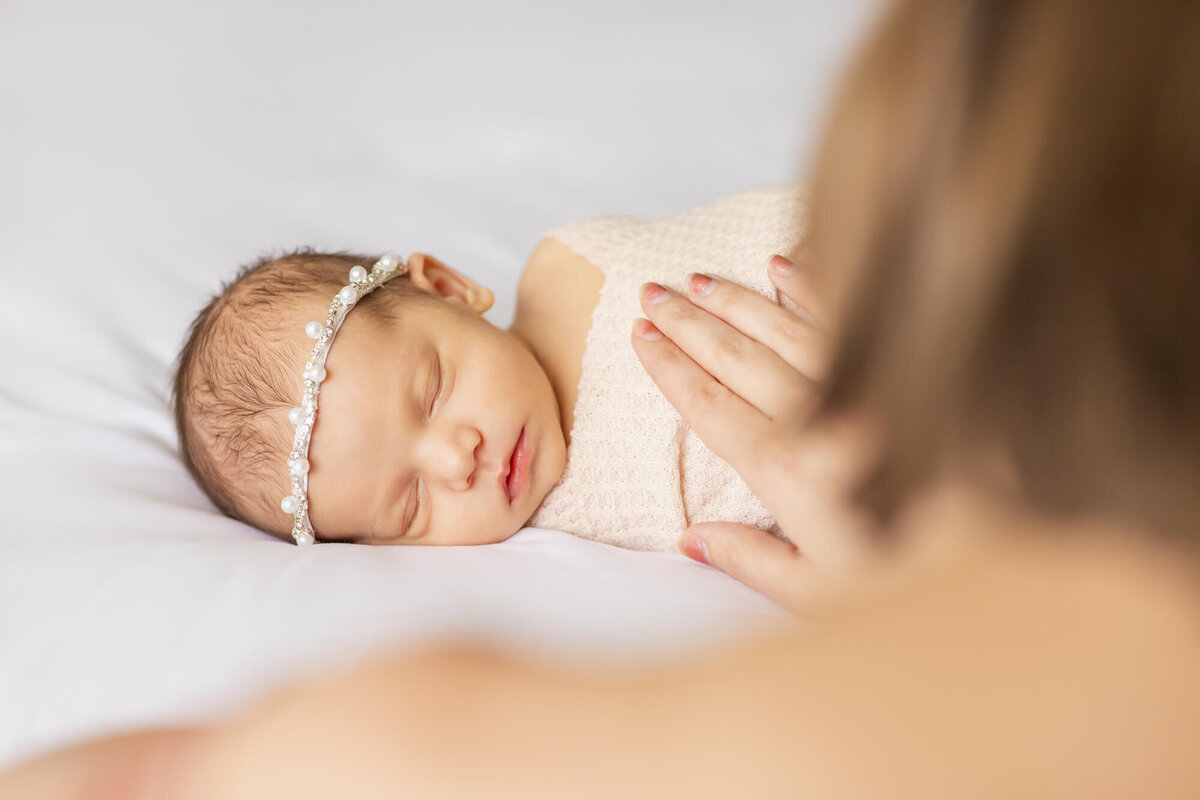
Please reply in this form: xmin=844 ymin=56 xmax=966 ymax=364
xmin=529 ymin=185 xmax=806 ymax=551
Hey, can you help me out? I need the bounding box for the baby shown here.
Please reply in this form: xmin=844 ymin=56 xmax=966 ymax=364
xmin=173 ymin=185 xmax=807 ymax=551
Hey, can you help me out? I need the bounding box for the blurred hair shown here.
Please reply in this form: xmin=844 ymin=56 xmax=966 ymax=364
xmin=809 ymin=0 xmax=1200 ymax=535
xmin=172 ymin=249 xmax=429 ymax=536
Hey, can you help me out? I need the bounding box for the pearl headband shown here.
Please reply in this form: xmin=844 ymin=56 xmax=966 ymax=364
xmin=279 ymin=253 xmax=408 ymax=544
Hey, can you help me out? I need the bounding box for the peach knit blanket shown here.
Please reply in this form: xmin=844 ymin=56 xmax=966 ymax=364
xmin=530 ymin=185 xmax=805 ymax=551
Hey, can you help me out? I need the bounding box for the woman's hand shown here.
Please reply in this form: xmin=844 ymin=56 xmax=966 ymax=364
xmin=632 ymin=254 xmax=873 ymax=613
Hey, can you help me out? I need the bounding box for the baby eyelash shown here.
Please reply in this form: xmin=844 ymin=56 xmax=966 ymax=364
xmin=429 ymin=357 xmax=442 ymax=416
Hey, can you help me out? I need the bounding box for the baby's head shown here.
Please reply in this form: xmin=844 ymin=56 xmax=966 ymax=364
xmin=173 ymin=249 xmax=567 ymax=545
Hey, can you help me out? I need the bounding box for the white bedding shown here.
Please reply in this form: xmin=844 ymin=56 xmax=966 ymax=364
xmin=0 ymin=0 xmax=874 ymax=768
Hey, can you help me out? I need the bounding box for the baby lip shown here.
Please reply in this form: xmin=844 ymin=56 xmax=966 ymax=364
xmin=500 ymin=443 xmax=514 ymax=503
xmin=502 ymin=427 xmax=525 ymax=505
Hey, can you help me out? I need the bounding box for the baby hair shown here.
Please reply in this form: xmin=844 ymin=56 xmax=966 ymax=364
xmin=173 ymin=248 xmax=430 ymax=537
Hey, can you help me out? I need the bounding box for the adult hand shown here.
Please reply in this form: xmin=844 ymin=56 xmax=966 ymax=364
xmin=632 ymin=254 xmax=873 ymax=614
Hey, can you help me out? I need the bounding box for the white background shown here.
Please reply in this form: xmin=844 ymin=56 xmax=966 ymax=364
xmin=0 ymin=0 xmax=876 ymax=768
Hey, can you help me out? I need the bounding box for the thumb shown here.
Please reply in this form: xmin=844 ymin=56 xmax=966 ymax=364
xmin=680 ymin=522 xmax=821 ymax=615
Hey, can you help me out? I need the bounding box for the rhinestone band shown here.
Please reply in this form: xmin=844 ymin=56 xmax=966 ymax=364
xmin=281 ymin=253 xmax=407 ymax=544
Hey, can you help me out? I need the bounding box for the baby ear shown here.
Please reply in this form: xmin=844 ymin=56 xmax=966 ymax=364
xmin=406 ymin=253 xmax=494 ymax=314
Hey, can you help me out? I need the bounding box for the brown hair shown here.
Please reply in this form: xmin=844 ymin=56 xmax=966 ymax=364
xmin=809 ymin=0 xmax=1200 ymax=535
xmin=172 ymin=249 xmax=429 ymax=536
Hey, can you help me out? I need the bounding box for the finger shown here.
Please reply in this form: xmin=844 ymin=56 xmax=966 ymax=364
xmin=768 ymin=253 xmax=826 ymax=331
xmin=679 ymin=522 xmax=827 ymax=617
xmin=631 ymin=319 xmax=770 ymax=471
xmin=682 ymin=271 xmax=830 ymax=382
xmin=639 ymin=283 xmax=814 ymax=417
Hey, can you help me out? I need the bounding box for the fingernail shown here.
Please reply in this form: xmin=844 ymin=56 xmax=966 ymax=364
xmin=687 ymin=273 xmax=715 ymax=296
xmin=634 ymin=319 xmax=663 ymax=341
xmin=769 ymin=255 xmax=796 ymax=276
xmin=679 ymin=534 xmax=711 ymax=565
xmin=642 ymin=282 xmax=670 ymax=304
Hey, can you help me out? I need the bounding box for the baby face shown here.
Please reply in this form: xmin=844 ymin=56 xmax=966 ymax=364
xmin=296 ymin=289 xmax=567 ymax=545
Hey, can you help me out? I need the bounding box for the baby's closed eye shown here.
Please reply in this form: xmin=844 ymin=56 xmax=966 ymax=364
xmin=425 ymin=354 xmax=442 ymax=415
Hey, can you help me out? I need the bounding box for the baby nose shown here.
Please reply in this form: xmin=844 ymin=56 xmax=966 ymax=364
xmin=419 ymin=423 xmax=482 ymax=490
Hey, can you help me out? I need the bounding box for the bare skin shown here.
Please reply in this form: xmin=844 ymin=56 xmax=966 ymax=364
xmin=4 ymin=491 xmax=1199 ymax=799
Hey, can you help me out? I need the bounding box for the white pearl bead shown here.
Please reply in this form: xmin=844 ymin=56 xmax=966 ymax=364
xmin=305 ymin=321 xmax=323 ymax=339
xmin=306 ymin=365 xmax=326 ymax=382
xmin=288 ymin=407 xmax=304 ymax=426
xmin=349 ymin=265 xmax=368 ymax=283
xmin=289 ymin=457 xmax=309 ymax=476
xmin=295 ymin=532 xmax=315 ymax=546
xmin=280 ymin=495 xmax=300 ymax=514
xmin=378 ymin=254 xmax=400 ymax=271
xmin=339 ymin=285 xmax=358 ymax=305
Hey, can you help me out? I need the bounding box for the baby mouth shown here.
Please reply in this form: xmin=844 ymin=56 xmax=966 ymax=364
xmin=504 ymin=426 xmax=528 ymax=504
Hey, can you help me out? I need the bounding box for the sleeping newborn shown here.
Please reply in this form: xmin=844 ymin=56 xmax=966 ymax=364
xmin=173 ymin=185 xmax=806 ymax=550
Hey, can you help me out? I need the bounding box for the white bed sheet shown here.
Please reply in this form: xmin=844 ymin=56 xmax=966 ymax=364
xmin=0 ymin=0 xmax=874 ymax=768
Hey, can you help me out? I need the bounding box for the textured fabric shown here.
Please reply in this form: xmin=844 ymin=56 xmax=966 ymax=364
xmin=530 ymin=185 xmax=806 ymax=551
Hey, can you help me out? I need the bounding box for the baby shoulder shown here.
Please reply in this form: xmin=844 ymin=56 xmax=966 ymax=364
xmin=512 ymin=237 xmax=605 ymax=437
xmin=516 ymin=236 xmax=604 ymax=323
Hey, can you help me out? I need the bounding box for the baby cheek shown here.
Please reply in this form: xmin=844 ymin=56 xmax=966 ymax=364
xmin=443 ymin=506 xmax=519 ymax=546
